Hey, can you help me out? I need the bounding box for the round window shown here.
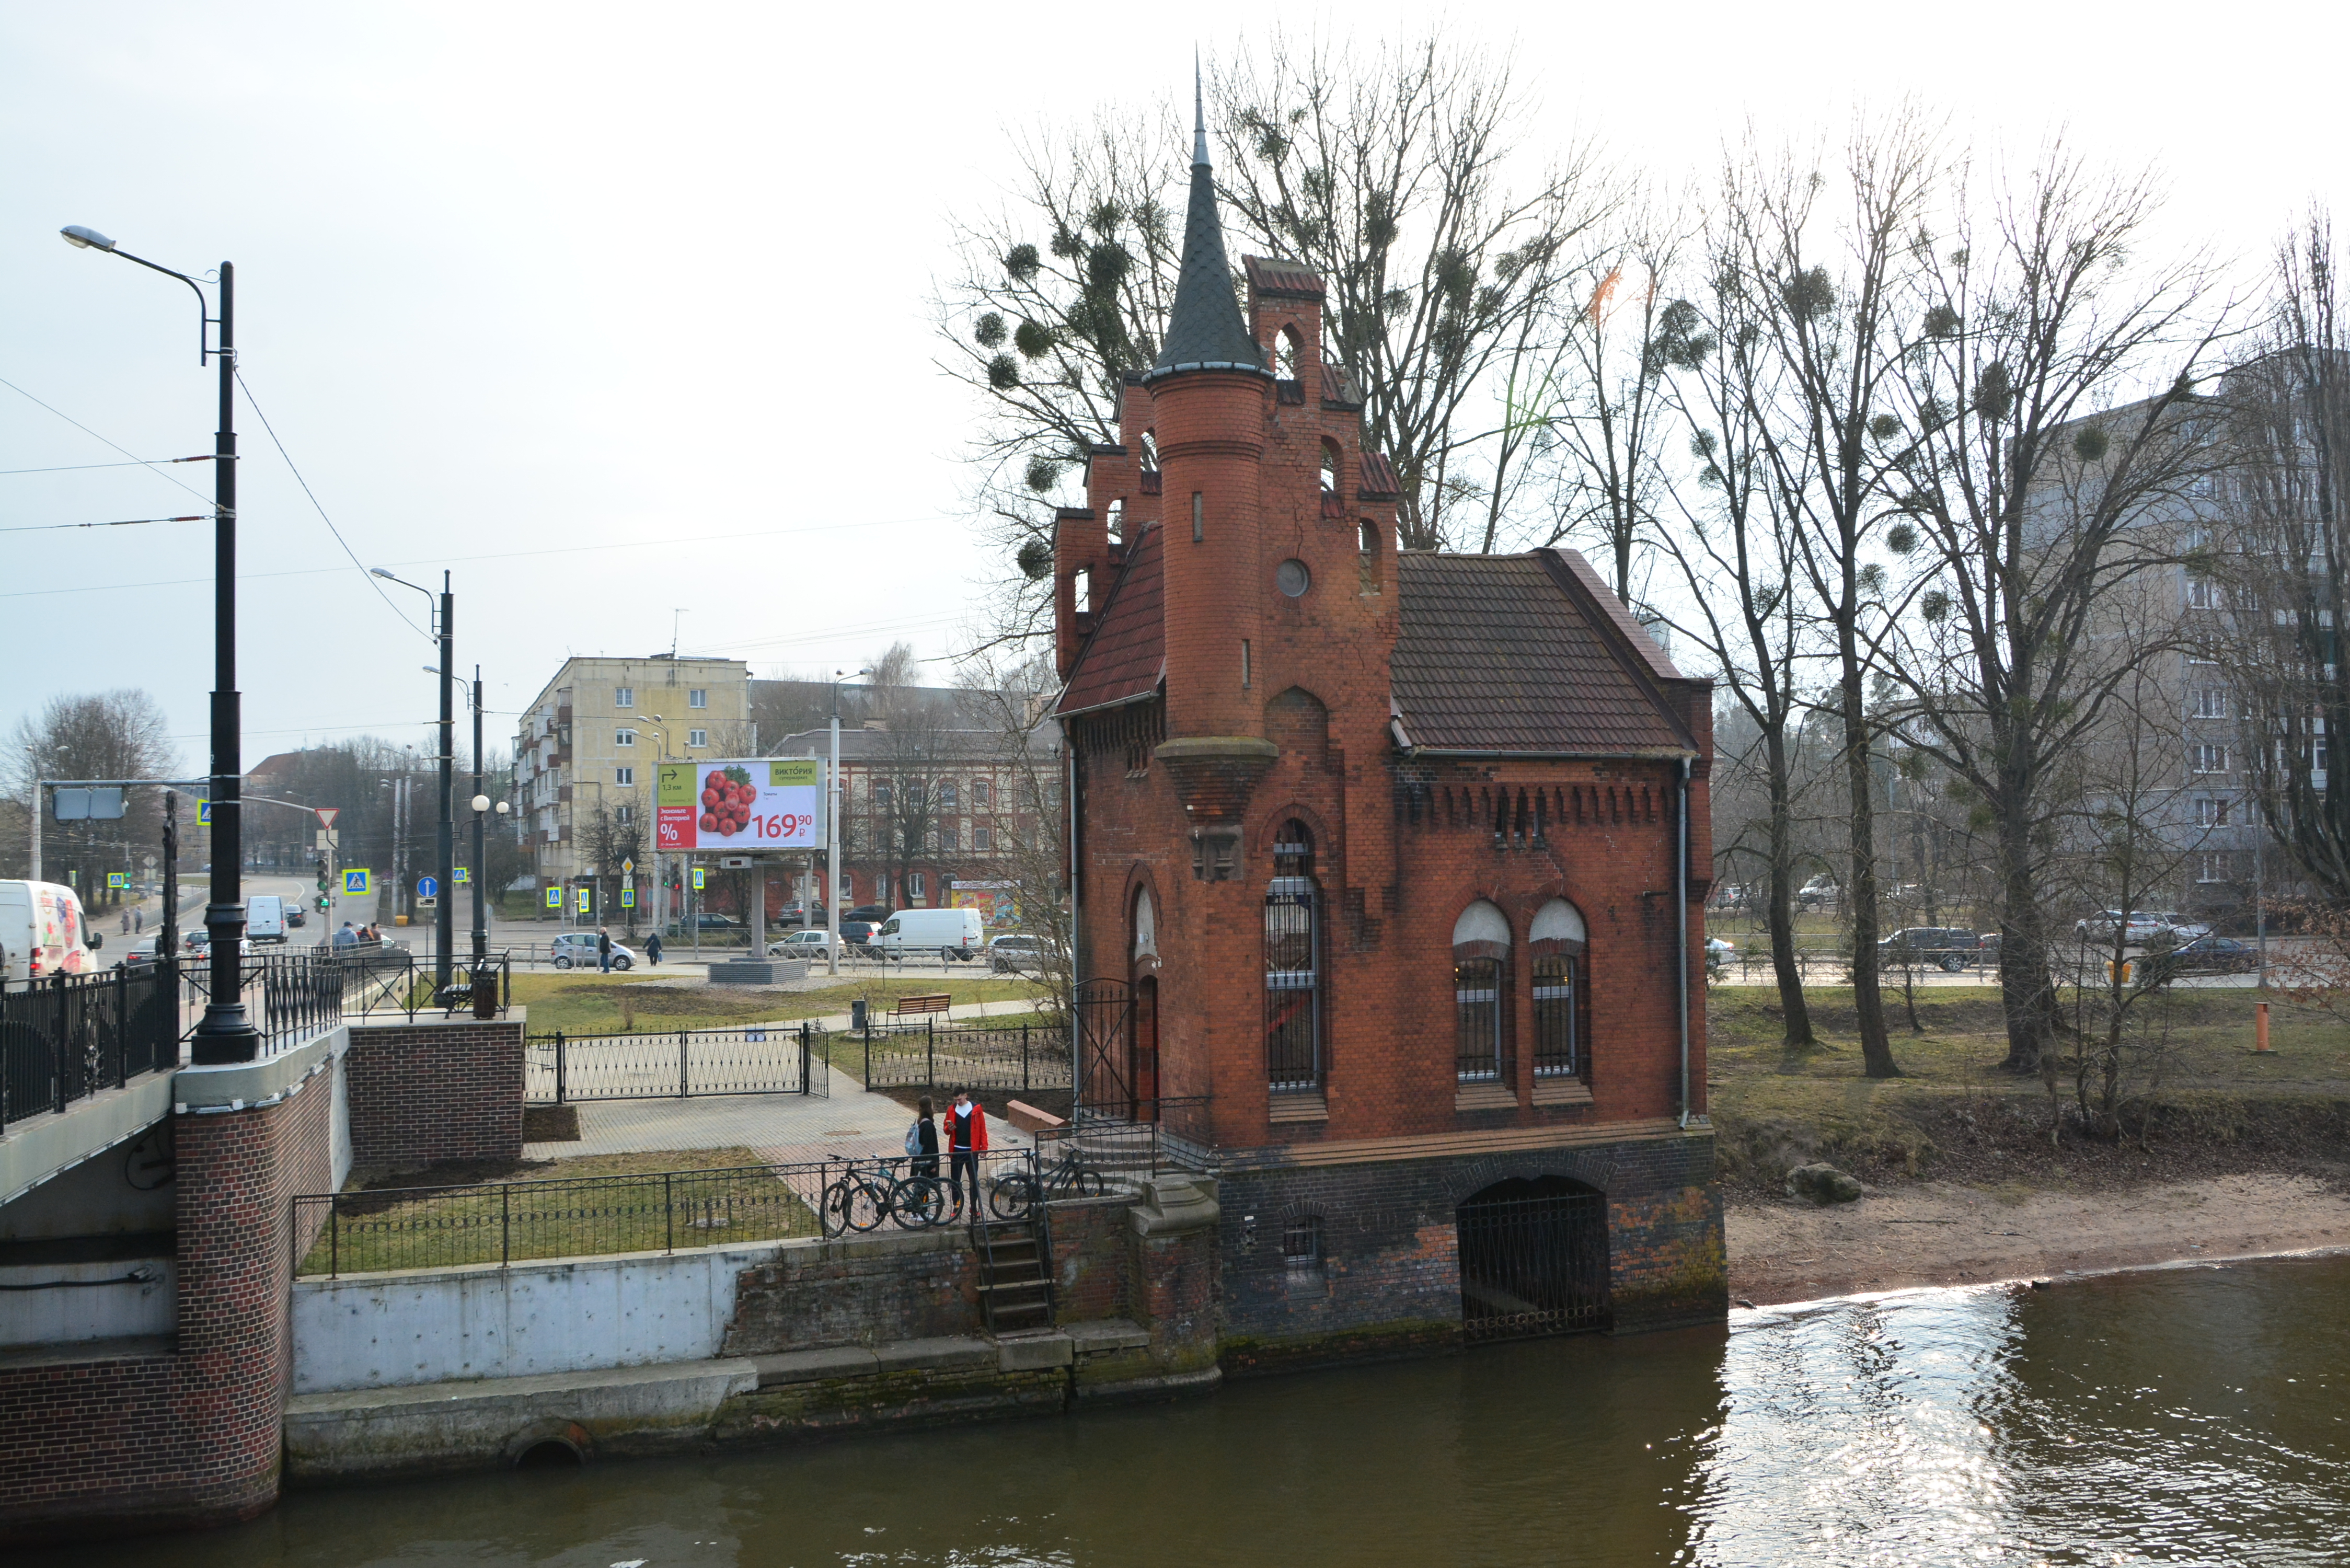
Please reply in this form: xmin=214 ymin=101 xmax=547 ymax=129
xmin=1276 ymin=558 xmax=1311 ymax=597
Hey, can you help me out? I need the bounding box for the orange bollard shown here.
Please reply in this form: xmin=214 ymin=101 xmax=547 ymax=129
xmin=2255 ymin=1000 xmax=2272 ymax=1054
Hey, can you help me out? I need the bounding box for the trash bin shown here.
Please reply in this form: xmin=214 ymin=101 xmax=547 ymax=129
xmin=851 ymin=997 xmax=868 ymax=1031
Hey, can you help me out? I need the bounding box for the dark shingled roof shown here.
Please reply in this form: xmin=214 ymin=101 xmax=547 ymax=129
xmin=1390 ymin=549 xmax=1695 ymax=755
xmin=1055 ymin=525 xmax=1166 ymax=717
xmin=1151 ymin=162 xmax=1265 ymax=377
xmin=1321 ymin=358 xmax=1363 ymax=409
xmin=1243 ymin=255 xmax=1326 ymax=299
xmin=1358 ymin=452 xmax=1400 ymax=501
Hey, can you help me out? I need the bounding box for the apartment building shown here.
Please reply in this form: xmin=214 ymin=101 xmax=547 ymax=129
xmin=513 ymin=654 xmax=752 ymax=886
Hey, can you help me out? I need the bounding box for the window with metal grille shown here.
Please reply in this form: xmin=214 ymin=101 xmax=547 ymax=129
xmin=1282 ymin=1215 xmax=1324 ymax=1270
xmin=1455 ymin=956 xmax=1504 ymax=1081
xmin=1533 ymin=954 xmax=1577 ymax=1076
xmin=1264 ymin=826 xmax=1321 ymax=1091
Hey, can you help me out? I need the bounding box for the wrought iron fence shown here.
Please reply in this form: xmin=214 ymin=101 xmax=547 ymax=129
xmin=290 ymin=1147 xmax=1038 ymax=1277
xmin=181 ymin=949 xmax=349 ymax=1054
xmin=1049 ymin=1096 xmax=1215 ymax=1177
xmin=1 ymin=963 xmax=181 ymax=1131
xmin=526 ymin=1023 xmax=827 ymax=1103
xmin=856 ymin=1017 xmax=1071 ymax=1095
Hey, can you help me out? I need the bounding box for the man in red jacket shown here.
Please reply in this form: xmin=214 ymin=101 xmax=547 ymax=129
xmin=944 ymin=1088 xmax=988 ymax=1218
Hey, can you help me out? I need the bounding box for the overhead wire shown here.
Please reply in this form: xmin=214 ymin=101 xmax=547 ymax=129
xmin=0 ymin=514 xmax=208 ymax=534
xmin=0 ymin=374 xmax=217 ymax=504
xmin=0 ymin=455 xmax=214 ymax=476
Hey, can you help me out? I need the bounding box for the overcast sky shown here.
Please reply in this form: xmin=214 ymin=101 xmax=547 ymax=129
xmin=4 ymin=0 xmax=2340 ymax=773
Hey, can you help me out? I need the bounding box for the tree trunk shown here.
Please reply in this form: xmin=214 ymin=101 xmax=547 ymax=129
xmin=1994 ymin=785 xmax=2057 ymax=1072
xmin=1765 ymin=730 xmax=1815 ymax=1047
xmin=1837 ymin=654 xmax=1899 ymax=1078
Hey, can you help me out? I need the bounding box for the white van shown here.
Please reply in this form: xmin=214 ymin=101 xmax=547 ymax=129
xmin=0 ymin=880 xmax=105 ymax=983
xmin=871 ymin=906 xmax=985 ymax=962
xmin=246 ymin=894 xmax=288 ymax=944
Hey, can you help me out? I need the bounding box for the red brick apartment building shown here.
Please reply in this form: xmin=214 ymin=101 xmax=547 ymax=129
xmin=1052 ymin=105 xmax=1725 ymax=1356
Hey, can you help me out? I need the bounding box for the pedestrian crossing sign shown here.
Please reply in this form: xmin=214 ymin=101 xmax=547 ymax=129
xmin=545 ymin=887 xmax=562 ymax=909
xmin=575 ymin=888 xmax=591 ymax=913
xmin=108 ymin=872 xmax=127 ymax=889
xmin=195 ymin=797 xmax=211 ymax=825
xmin=344 ymin=868 xmax=372 ymax=896
xmin=691 ymin=867 xmax=705 ymax=890
xmin=620 ymin=889 xmax=635 ymax=908
xmin=455 ymin=867 xmax=470 ymax=884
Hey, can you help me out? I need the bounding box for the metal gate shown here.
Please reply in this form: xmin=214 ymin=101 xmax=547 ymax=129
xmin=1075 ymin=978 xmax=1137 ymax=1119
xmin=525 ymin=1024 xmax=828 ymax=1104
xmin=1456 ymin=1175 xmax=1610 ymax=1342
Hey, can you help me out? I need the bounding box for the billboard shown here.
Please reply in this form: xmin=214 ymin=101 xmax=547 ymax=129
xmin=657 ymin=759 xmax=824 ymax=852
xmin=949 ymin=880 xmax=1019 ymax=928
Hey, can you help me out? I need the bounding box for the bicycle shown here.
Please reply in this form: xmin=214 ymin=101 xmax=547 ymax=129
xmin=820 ymin=1157 xmax=953 ymax=1236
xmin=986 ymin=1143 xmax=1108 ymax=1219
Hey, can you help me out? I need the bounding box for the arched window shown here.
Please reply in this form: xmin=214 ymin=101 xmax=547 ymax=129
xmin=1530 ymin=898 xmax=1589 ymax=1080
xmin=1358 ymin=517 xmax=1381 ymax=594
xmin=1453 ymin=901 xmax=1511 ymax=1083
xmin=1275 ymin=326 xmax=1303 ymax=382
xmin=1132 ymin=885 xmax=1157 ymax=962
xmin=1320 ymin=439 xmax=1342 ymax=495
xmin=1264 ymin=823 xmax=1321 ymax=1093
xmin=1139 ymin=431 xmax=1159 ymax=474
xmin=1107 ymin=497 xmax=1125 ymax=541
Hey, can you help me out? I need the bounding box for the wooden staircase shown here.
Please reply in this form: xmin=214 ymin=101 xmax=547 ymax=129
xmin=972 ymin=1211 xmax=1056 ymax=1336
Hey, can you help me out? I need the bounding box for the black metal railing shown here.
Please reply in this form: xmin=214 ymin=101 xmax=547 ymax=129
xmin=526 ymin=1023 xmax=827 ymax=1103
xmin=180 ymin=949 xmax=349 ymax=1055
xmin=2 ymin=963 xmax=181 ymax=1131
xmin=290 ymin=1147 xmax=1037 ymax=1278
xmin=1049 ymin=1096 xmax=1215 ymax=1177
xmin=857 ymin=1017 xmax=1071 ymax=1095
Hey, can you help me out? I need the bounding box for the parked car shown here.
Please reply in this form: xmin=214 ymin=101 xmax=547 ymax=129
xmin=769 ymin=928 xmax=839 ymax=959
xmin=2146 ymin=912 xmax=2213 ymax=941
xmin=665 ymin=913 xmax=742 ymax=935
xmin=773 ymin=901 xmax=812 ymax=928
xmin=1877 ymin=927 xmax=1984 ymax=971
xmin=988 ymin=932 xmax=1047 ymax=973
xmin=0 ymin=879 xmax=102 ymax=982
xmin=1796 ymin=875 xmax=1838 ymax=911
xmin=1703 ymin=936 xmax=1737 ymax=975
xmin=548 ymin=931 xmax=636 ymax=970
xmin=843 ymin=904 xmax=894 ymax=926
xmin=837 ymin=918 xmax=881 ymax=953
xmin=2075 ymin=910 xmax=2168 ymax=944
xmin=2140 ymin=934 xmax=2259 ymax=983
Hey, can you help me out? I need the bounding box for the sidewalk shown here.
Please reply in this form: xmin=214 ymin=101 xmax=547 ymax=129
xmin=525 ymin=1073 xmax=1035 ymax=1165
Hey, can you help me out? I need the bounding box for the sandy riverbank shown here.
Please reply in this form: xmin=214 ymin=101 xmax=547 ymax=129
xmin=1728 ymin=1171 xmax=2350 ymax=1305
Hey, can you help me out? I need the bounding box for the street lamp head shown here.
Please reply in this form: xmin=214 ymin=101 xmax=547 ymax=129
xmin=496 ymin=801 xmax=511 ymax=817
xmin=370 ymin=567 xmax=396 ymax=581
xmin=61 ymin=225 xmax=117 ymax=251
xmin=470 ymin=793 xmax=491 ymax=814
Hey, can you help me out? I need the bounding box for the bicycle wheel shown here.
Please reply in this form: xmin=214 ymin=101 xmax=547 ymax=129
xmin=844 ymin=1177 xmax=889 ymax=1232
xmin=819 ymin=1179 xmax=854 ymax=1239
xmin=988 ymin=1173 xmax=1037 ymax=1219
xmin=1066 ymin=1165 xmax=1109 ymax=1199
xmin=893 ymin=1176 xmax=948 ymax=1229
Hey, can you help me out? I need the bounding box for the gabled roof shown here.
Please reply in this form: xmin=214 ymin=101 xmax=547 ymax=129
xmin=1389 ymin=548 xmax=1696 ymax=755
xmin=1055 ymin=525 xmax=1166 ymax=717
xmin=1358 ymin=452 xmax=1400 ymax=501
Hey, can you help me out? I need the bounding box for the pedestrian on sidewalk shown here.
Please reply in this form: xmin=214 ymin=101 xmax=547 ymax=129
xmin=333 ymin=921 xmax=359 ymax=951
xmin=944 ymin=1088 xmax=987 ymax=1218
xmin=646 ymin=929 xmax=663 ymax=966
xmin=596 ymin=926 xmax=613 ymax=973
xmin=907 ymin=1094 xmax=940 ymax=1183
xmin=133 ymin=907 xmax=143 ymax=935
xmin=121 ymin=912 xmax=131 ymax=936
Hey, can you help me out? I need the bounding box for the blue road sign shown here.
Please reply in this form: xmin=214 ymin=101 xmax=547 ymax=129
xmin=418 ymin=876 xmax=439 ymax=898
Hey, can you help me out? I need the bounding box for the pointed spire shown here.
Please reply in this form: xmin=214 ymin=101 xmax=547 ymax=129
xmin=1193 ymin=52 xmax=1208 ymax=166
xmin=1151 ymin=58 xmax=1266 ymax=379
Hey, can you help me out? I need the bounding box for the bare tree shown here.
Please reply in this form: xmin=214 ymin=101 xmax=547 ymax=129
xmin=1723 ymin=114 xmax=1942 ymax=1079
xmin=5 ymin=689 xmax=176 ymax=908
xmin=1880 ymin=145 xmax=2225 ymax=1073
xmin=954 ymin=649 xmax=1075 ymax=1023
xmin=933 ymin=30 xmax=1615 ymax=615
xmin=1656 ymin=241 xmax=1821 ymax=1047
xmin=2222 ymin=211 xmax=2350 ymax=900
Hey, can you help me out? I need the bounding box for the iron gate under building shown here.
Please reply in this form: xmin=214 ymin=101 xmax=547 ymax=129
xmin=1456 ymin=1175 xmax=1610 ymax=1342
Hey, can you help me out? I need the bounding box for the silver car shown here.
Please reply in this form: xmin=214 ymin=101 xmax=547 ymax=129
xmin=550 ymin=931 xmax=635 ymax=970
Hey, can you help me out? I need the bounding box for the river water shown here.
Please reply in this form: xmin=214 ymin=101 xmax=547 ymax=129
xmin=41 ymin=1254 xmax=2350 ymax=1567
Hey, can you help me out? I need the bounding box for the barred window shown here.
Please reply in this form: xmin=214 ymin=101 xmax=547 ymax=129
xmin=1533 ymin=956 xmax=1578 ymax=1077
xmin=1452 ymin=900 xmax=1511 ymax=1084
xmin=1282 ymin=1215 xmax=1324 ymax=1270
xmin=1264 ymin=824 xmax=1321 ymax=1092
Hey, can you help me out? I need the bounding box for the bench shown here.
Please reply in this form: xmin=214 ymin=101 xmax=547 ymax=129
xmin=889 ymin=992 xmax=953 ymax=1019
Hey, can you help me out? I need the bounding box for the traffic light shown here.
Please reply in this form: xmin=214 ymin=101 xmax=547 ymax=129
xmin=315 ymin=855 xmax=329 ymax=892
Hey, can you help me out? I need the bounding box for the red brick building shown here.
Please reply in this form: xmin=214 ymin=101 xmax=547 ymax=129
xmin=1052 ymin=99 xmax=1724 ymax=1354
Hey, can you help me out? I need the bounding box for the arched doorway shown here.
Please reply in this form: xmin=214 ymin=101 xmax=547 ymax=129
xmin=1456 ymin=1175 xmax=1610 ymax=1342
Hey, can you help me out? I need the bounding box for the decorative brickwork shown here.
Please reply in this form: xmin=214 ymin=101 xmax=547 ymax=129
xmin=342 ymin=1018 xmax=524 ymax=1173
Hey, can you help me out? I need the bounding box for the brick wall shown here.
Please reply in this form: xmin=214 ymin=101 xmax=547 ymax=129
xmin=0 ymin=1060 xmax=333 ymax=1543
xmin=1213 ymin=1129 xmax=1722 ymax=1372
xmin=723 ymin=1230 xmax=982 ymax=1355
xmin=343 ymin=1017 xmax=524 ymax=1172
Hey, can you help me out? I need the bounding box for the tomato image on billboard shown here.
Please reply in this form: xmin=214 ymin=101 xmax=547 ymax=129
xmin=658 ymin=759 xmax=823 ymax=851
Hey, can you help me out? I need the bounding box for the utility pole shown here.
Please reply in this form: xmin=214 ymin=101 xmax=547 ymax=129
xmin=470 ymin=664 xmax=486 ymax=977
xmin=435 ymin=574 xmax=456 ymax=989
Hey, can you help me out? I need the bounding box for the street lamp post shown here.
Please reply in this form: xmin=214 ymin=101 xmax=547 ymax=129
xmin=828 ymin=669 xmax=871 ymax=978
xmin=63 ymin=224 xmax=257 ymax=1060
xmin=376 ymin=568 xmax=456 ymax=988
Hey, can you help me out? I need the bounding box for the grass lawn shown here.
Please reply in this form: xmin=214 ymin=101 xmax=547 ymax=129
xmin=297 ymin=1146 xmax=820 ymax=1276
xmin=508 ymin=972 xmax=1043 ymax=1036
xmin=1707 ymin=982 xmax=2350 ymax=1193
